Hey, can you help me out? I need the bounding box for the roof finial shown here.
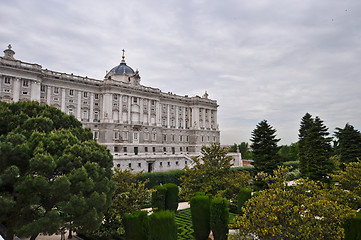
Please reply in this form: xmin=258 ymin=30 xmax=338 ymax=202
xmin=122 ymin=49 xmax=125 ymax=60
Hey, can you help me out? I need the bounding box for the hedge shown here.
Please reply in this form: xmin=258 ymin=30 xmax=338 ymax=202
xmin=137 ymin=170 xmax=185 ymax=189
xmin=237 ymin=188 xmax=252 ymax=214
xmin=210 ymin=198 xmax=229 ymax=240
xmin=190 ymin=195 xmax=211 ymax=240
xmin=164 ymin=183 xmax=179 ymax=212
xmin=344 ymin=212 xmax=361 ymax=240
xmin=149 ymin=210 xmax=177 ymax=240
xmin=123 ymin=211 xmax=149 ymax=240
xmin=151 ymin=185 xmax=167 ymax=212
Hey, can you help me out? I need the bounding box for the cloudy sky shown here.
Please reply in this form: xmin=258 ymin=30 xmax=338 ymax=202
xmin=1 ymin=0 xmax=361 ymax=145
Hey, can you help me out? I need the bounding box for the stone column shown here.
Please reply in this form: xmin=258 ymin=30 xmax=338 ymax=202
xmin=119 ymin=94 xmax=123 ymax=123
xmin=127 ymin=95 xmax=131 ymax=123
xmin=175 ymin=106 xmax=179 ymax=129
xmin=148 ymin=99 xmax=151 ymax=125
xmin=156 ymin=101 xmax=161 ymax=126
xmin=61 ymin=88 xmax=66 ymax=113
xmin=182 ymin=107 xmax=186 ymax=129
xmin=77 ymin=91 xmax=82 ymax=120
xmin=167 ymin=104 xmax=170 ymax=128
xmin=13 ymin=78 xmax=20 ymax=102
xmin=208 ymin=108 xmax=212 ymax=129
xmin=192 ymin=106 xmax=199 ymax=129
xmin=202 ymin=108 xmax=206 ymax=128
xmin=30 ymin=80 xmax=41 ymax=101
xmin=46 ymin=86 xmax=51 ymax=105
xmin=214 ymin=110 xmax=218 ymax=130
xmin=89 ymin=93 xmax=94 ymax=122
xmin=140 ymin=98 xmax=144 ymax=124
xmin=102 ymin=93 xmax=112 ymax=122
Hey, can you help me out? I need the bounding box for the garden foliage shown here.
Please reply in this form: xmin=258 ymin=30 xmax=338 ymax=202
xmin=190 ymin=194 xmax=211 ymax=240
xmin=123 ymin=211 xmax=149 ymax=240
xmin=210 ymin=197 xmax=229 ymax=240
xmin=149 ymin=210 xmax=177 ymax=240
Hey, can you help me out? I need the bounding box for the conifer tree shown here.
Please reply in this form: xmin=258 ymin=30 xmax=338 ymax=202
xmin=250 ymin=120 xmax=281 ymax=176
xmin=298 ymin=113 xmax=333 ymax=181
xmin=335 ymin=123 xmax=361 ymax=165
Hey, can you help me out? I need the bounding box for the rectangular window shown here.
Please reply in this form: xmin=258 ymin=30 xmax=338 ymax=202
xmin=160 ymin=162 xmax=163 ymax=166
xmin=153 ymin=147 xmax=156 ymax=153
xmin=138 ymin=163 xmax=141 ymax=167
xmin=134 ymin=132 xmax=138 ymax=140
xmin=82 ymin=110 xmax=88 ymax=121
xmin=114 ymin=132 xmax=119 ymax=139
xmin=83 ymin=92 xmax=88 ymax=98
xmin=94 ymin=131 xmax=99 ymax=140
xmin=23 ymin=80 xmax=29 ymax=87
xmin=114 ymin=94 xmax=118 ymax=100
xmin=152 ymin=133 xmax=156 ymax=141
xmin=41 ymin=85 xmax=46 ymax=92
xmin=94 ymin=112 xmax=99 ymax=122
xmin=114 ymin=146 xmax=119 ymax=152
xmin=145 ymin=147 xmax=148 ymax=152
xmin=123 ymin=147 xmax=127 ymax=152
xmin=69 ymin=89 xmax=74 ymax=96
xmin=151 ymin=100 xmax=155 ymax=105
xmin=128 ymin=163 xmax=132 ymax=168
xmin=22 ymin=91 xmax=28 ymax=95
xmin=123 ymin=132 xmax=128 ymax=140
xmin=4 ymin=77 xmax=11 ymax=84
xmin=167 ymin=162 xmax=170 ymax=166
xmin=163 ymin=135 xmax=167 ymax=141
xmin=54 ymin=87 xmax=59 ymax=94
xmin=95 ymin=93 xmax=99 ymax=99
xmin=133 ymin=97 xmax=138 ymax=103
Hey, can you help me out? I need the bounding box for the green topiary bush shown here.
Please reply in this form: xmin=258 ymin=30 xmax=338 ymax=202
xmin=164 ymin=183 xmax=179 ymax=211
xmin=210 ymin=198 xmax=229 ymax=240
xmin=345 ymin=212 xmax=361 ymax=240
xmin=137 ymin=170 xmax=185 ymax=189
xmin=152 ymin=185 xmax=167 ymax=212
xmin=190 ymin=195 xmax=211 ymax=240
xmin=123 ymin=210 xmax=149 ymax=240
xmin=237 ymin=188 xmax=252 ymax=214
xmin=149 ymin=210 xmax=177 ymax=240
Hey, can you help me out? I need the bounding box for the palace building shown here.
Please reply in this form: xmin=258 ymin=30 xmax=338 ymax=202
xmin=0 ymin=45 xmax=228 ymax=172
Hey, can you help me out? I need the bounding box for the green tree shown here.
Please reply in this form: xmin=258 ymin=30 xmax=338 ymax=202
xmin=250 ymin=120 xmax=281 ymax=176
xmin=180 ymin=143 xmax=250 ymax=202
xmin=299 ymin=113 xmax=333 ymax=181
xmin=0 ymin=101 xmax=114 ymax=240
xmin=89 ymin=169 xmax=152 ymax=239
xmin=231 ymin=167 xmax=355 ymax=240
xmin=279 ymin=142 xmax=299 ymax=162
xmin=334 ymin=123 xmax=361 ymax=166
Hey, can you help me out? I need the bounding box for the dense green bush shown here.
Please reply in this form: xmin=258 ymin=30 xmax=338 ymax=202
xmin=232 ymin=166 xmax=254 ymax=176
xmin=137 ymin=170 xmax=185 ymax=189
xmin=210 ymin=198 xmax=229 ymax=240
xmin=164 ymin=183 xmax=179 ymax=211
xmin=345 ymin=212 xmax=361 ymax=240
xmin=149 ymin=210 xmax=177 ymax=240
xmin=283 ymin=160 xmax=300 ymax=169
xmin=151 ymin=185 xmax=167 ymax=211
xmin=190 ymin=195 xmax=211 ymax=240
xmin=123 ymin=211 xmax=149 ymax=240
xmin=237 ymin=188 xmax=252 ymax=214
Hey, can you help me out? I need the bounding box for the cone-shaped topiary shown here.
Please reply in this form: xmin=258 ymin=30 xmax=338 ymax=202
xmin=210 ymin=197 xmax=229 ymax=240
xmin=164 ymin=183 xmax=179 ymax=211
xmin=190 ymin=194 xmax=211 ymax=240
xmin=151 ymin=185 xmax=167 ymax=211
xmin=123 ymin=210 xmax=149 ymax=240
xmin=149 ymin=210 xmax=177 ymax=240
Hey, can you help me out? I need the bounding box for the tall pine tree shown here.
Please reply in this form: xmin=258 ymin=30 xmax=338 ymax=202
xmin=298 ymin=113 xmax=333 ymax=182
xmin=335 ymin=123 xmax=361 ymax=165
xmin=250 ymin=120 xmax=281 ymax=176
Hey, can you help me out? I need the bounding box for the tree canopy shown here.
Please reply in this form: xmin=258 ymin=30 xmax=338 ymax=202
xmin=0 ymin=101 xmax=114 ymax=240
xmin=298 ymin=113 xmax=333 ymax=182
xmin=334 ymin=123 xmax=361 ymax=166
xmin=180 ymin=142 xmax=250 ymax=202
xmin=250 ymin=120 xmax=281 ymax=176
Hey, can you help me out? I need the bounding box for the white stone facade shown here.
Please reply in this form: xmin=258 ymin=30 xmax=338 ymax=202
xmin=0 ymin=45 xmax=221 ymax=172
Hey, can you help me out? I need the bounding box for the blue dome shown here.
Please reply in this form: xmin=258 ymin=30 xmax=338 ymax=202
xmin=109 ymin=62 xmax=135 ymax=75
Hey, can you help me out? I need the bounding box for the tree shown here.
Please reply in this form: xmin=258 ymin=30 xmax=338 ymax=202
xmin=279 ymin=142 xmax=299 ymax=162
xmin=0 ymin=101 xmax=114 ymax=240
xmin=88 ymin=169 xmax=152 ymax=239
xmin=334 ymin=123 xmax=361 ymax=166
xmin=231 ymin=167 xmax=355 ymax=240
xmin=180 ymin=143 xmax=250 ymax=202
xmin=298 ymin=113 xmax=333 ymax=181
xmin=250 ymin=120 xmax=281 ymax=176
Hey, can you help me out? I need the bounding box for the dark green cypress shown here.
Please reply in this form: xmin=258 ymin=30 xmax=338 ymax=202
xmin=123 ymin=211 xmax=149 ymax=240
xmin=210 ymin=198 xmax=229 ymax=240
xmin=335 ymin=123 xmax=361 ymax=166
xmin=190 ymin=195 xmax=211 ymax=240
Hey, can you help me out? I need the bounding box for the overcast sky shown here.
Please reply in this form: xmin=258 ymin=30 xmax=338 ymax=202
xmin=1 ymin=0 xmax=361 ymax=145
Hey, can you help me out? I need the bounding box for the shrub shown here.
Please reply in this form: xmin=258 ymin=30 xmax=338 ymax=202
xmin=210 ymin=198 xmax=229 ymax=240
xmin=345 ymin=212 xmax=361 ymax=240
xmin=149 ymin=210 xmax=177 ymax=240
xmin=232 ymin=166 xmax=254 ymax=176
xmin=151 ymin=185 xmax=167 ymax=211
xmin=237 ymin=188 xmax=252 ymax=214
xmin=190 ymin=195 xmax=211 ymax=240
xmin=164 ymin=183 xmax=179 ymax=211
xmin=283 ymin=160 xmax=299 ymax=169
xmin=123 ymin=211 xmax=149 ymax=240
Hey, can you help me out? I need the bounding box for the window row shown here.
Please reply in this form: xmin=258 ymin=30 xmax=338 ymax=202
xmin=113 ymin=146 xmax=189 ymax=154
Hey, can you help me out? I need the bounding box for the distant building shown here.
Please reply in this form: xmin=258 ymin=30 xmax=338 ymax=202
xmin=0 ymin=45 xmax=223 ymax=172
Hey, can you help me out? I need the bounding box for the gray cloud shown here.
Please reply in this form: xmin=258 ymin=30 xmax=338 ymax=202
xmin=1 ymin=0 xmax=361 ymax=145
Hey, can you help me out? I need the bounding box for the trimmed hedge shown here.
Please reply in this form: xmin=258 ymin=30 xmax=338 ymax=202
xmin=123 ymin=211 xmax=149 ymax=240
xmin=237 ymin=188 xmax=252 ymax=214
xmin=345 ymin=212 xmax=361 ymax=240
xmin=210 ymin=198 xmax=229 ymax=240
xmin=190 ymin=195 xmax=211 ymax=240
xmin=137 ymin=170 xmax=185 ymax=189
xmin=149 ymin=210 xmax=177 ymax=240
xmin=164 ymin=183 xmax=179 ymax=211
xmin=152 ymin=185 xmax=167 ymax=212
